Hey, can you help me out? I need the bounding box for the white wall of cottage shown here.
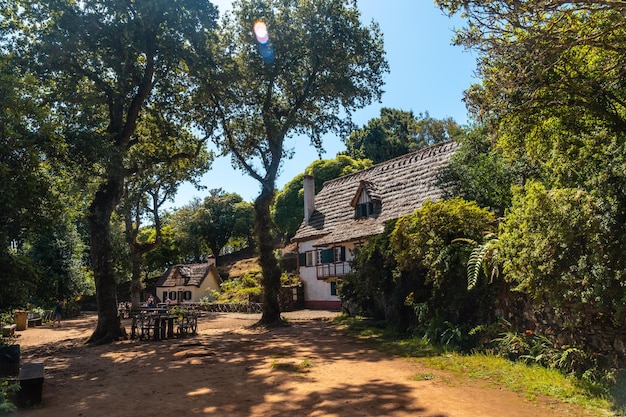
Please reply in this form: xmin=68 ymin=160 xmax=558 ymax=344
xmin=298 ymin=240 xmax=357 ymax=309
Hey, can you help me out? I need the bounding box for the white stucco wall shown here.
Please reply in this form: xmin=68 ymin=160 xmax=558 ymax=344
xmin=298 ymin=240 xmax=356 ymax=308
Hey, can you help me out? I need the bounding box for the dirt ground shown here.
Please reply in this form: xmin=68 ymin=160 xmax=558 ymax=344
xmin=10 ymin=310 xmax=596 ymax=417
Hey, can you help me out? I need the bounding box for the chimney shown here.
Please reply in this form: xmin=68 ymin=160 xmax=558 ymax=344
xmin=303 ymin=174 xmax=315 ymax=225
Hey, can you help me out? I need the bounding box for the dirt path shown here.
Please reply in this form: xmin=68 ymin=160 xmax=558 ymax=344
xmin=11 ymin=311 xmax=594 ymax=417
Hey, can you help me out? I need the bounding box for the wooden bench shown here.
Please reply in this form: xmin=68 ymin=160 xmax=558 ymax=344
xmin=14 ymin=362 xmax=45 ymax=407
xmin=27 ymin=312 xmax=42 ymax=327
xmin=2 ymin=324 xmax=16 ymax=337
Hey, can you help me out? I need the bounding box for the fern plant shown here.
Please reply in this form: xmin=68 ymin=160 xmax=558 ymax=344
xmin=453 ymin=232 xmax=500 ymax=290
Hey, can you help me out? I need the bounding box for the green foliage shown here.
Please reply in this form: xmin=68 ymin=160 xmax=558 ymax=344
xmin=437 ymin=1 xmax=626 ymax=136
xmin=437 ymin=0 xmax=626 ymax=367
xmin=499 ymin=182 xmax=626 ymax=329
xmin=26 ymin=216 xmax=92 ymax=306
xmin=216 ymin=272 xmax=263 ymax=304
xmin=491 ymin=324 xmax=598 ymax=381
xmin=0 ymin=377 xmax=18 ymax=413
xmin=436 ymin=125 xmax=538 ymax=216
xmin=391 ymin=199 xmax=496 ymax=342
xmin=339 ymin=221 xmax=398 ymax=321
xmin=0 ymin=252 xmax=41 ymax=310
xmin=187 ymin=189 xmax=253 ymax=258
xmin=343 ymin=198 xmax=496 ymax=342
xmin=391 ymin=198 xmax=495 ymax=279
xmin=342 ymin=108 xmax=465 ymax=164
xmin=453 ymin=232 xmax=500 ymax=290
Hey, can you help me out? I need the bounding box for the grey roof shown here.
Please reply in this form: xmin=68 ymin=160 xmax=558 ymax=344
xmin=155 ymin=263 xmax=220 ymax=288
xmin=291 ymin=141 xmax=459 ymax=246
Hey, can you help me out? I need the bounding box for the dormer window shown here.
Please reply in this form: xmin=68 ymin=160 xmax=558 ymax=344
xmin=356 ymin=202 xmax=374 ymax=219
xmin=351 ymin=180 xmax=381 ymax=219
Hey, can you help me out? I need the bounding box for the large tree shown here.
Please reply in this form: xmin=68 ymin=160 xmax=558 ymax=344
xmin=192 ymin=0 xmax=388 ymax=325
xmin=435 ymin=124 xmax=538 ymax=216
xmin=189 ymin=189 xmax=254 ymax=259
xmin=343 ymin=108 xmax=465 ymax=164
xmin=3 ymin=0 xmax=219 ymax=343
xmin=121 ymin=117 xmax=213 ymax=308
xmin=0 ymin=50 xmax=62 ymax=309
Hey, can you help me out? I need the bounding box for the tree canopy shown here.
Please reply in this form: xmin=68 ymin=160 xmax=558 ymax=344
xmin=187 ymin=189 xmax=254 ymax=259
xmin=2 ymin=0 xmax=219 ymax=343
xmin=342 ymin=108 xmax=465 ymax=164
xmin=192 ymin=0 xmax=388 ymax=325
xmin=436 ymin=0 xmax=626 ymax=360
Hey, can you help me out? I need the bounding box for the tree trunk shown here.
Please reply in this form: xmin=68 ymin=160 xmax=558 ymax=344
xmin=254 ymin=184 xmax=283 ymax=325
xmin=86 ymin=177 xmax=128 ymax=344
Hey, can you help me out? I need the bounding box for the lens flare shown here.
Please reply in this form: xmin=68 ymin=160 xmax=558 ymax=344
xmin=253 ymin=21 xmax=269 ymax=44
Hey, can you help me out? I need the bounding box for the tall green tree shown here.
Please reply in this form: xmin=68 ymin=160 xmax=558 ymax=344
xmin=27 ymin=215 xmax=93 ymax=307
xmin=192 ymin=189 xmax=254 ymax=259
xmin=343 ymin=108 xmax=464 ymax=164
xmin=170 ymin=201 xmax=209 ymax=264
xmin=192 ymin=0 xmax=388 ymax=325
xmin=273 ymin=155 xmax=371 ymax=240
xmin=0 ymin=50 xmax=62 ymax=309
xmin=121 ymin=117 xmax=213 ymax=308
xmin=3 ymin=0 xmax=219 ymax=343
xmin=435 ymin=124 xmax=538 ymax=216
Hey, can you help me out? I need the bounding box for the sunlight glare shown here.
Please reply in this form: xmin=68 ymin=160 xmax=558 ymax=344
xmin=253 ymin=20 xmax=269 ymax=44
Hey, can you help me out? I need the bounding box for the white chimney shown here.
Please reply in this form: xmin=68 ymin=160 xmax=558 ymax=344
xmin=303 ymin=174 xmax=315 ymax=225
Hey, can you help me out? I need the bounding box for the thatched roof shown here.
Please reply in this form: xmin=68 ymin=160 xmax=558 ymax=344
xmin=155 ymin=263 xmax=219 ymax=287
xmin=291 ymin=140 xmax=459 ymax=246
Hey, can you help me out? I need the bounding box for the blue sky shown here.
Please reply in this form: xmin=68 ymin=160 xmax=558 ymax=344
xmin=170 ymin=0 xmax=476 ymax=207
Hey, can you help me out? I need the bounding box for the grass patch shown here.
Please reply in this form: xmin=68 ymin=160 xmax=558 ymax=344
xmin=333 ymin=315 xmax=442 ymax=357
xmin=425 ymin=353 xmax=612 ymax=413
xmin=335 ymin=315 xmax=617 ymax=417
xmin=271 ymin=359 xmax=313 ymax=374
xmin=411 ymin=373 xmax=436 ymax=381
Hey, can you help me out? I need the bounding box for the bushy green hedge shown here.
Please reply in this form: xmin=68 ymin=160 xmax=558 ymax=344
xmin=341 ymin=198 xmax=496 ymax=348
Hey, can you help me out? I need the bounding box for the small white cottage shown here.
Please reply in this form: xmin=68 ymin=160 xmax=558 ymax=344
xmin=155 ymin=256 xmax=222 ymax=304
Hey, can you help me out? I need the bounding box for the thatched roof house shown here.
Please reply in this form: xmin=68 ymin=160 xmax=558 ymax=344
xmin=292 ymin=141 xmax=459 ymax=309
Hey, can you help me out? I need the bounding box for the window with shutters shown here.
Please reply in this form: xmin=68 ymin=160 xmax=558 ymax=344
xmin=299 ymin=250 xmax=319 ymax=267
xmin=316 ymin=246 xmax=349 ymax=279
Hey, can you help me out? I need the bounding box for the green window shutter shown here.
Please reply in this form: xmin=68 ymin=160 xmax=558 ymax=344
xmin=340 ymin=246 xmax=346 ymax=261
xmin=299 ymin=252 xmax=306 ymax=266
xmin=320 ymin=248 xmax=334 ymax=264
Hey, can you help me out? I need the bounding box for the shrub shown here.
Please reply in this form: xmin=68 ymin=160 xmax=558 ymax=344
xmin=342 ymin=198 xmax=497 ymax=346
xmin=499 ymin=181 xmax=626 ymax=364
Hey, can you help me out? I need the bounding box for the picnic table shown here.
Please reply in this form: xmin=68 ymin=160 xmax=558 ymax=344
xmin=130 ymin=309 xmax=198 ymax=341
